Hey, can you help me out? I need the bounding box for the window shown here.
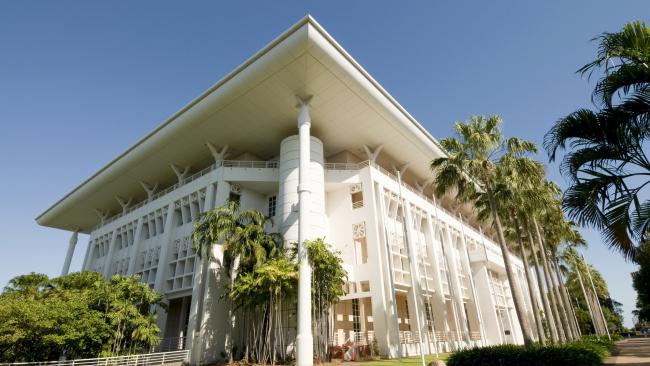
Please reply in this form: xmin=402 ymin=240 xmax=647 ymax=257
xmin=229 ymin=184 xmax=241 ymax=204
xmin=360 ymin=280 xmax=370 ymax=292
xmin=229 ymin=192 xmax=240 ymax=204
xmin=268 ymin=195 xmax=277 ymax=217
xmin=355 ymin=237 xmax=368 ymax=264
xmin=424 ymin=299 xmax=435 ymax=332
xmin=352 ymin=299 xmax=361 ymax=333
xmin=352 ymin=222 xmax=368 ymax=264
xmin=350 ymin=184 xmax=363 ymax=209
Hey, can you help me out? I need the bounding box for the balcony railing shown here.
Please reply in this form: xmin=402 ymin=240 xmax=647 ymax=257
xmin=219 ymin=160 xmax=278 ymax=169
xmin=93 ymin=160 xmax=278 ymax=231
xmin=3 ymin=350 xmax=189 ymax=366
xmin=94 ymin=157 xmax=503 ymax=263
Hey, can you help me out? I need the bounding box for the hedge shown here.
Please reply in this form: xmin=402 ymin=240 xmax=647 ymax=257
xmin=446 ymin=337 xmax=614 ymax=366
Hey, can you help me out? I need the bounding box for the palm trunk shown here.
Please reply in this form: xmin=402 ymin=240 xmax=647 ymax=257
xmin=532 ymin=218 xmax=567 ymax=342
xmin=574 ymin=261 xmax=600 ymax=335
xmin=548 ymin=255 xmax=575 ymax=341
xmin=552 ymin=254 xmax=580 ymax=340
xmin=513 ymin=213 xmax=546 ymax=345
xmin=527 ymin=225 xmax=558 ymax=343
xmin=487 ymin=188 xmax=533 ymax=347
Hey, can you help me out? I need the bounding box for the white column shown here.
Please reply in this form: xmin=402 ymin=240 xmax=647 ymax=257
xmin=81 ymin=236 xmax=93 ymax=270
xmin=296 ymin=97 xmax=313 ymax=366
xmin=187 ymin=182 xmax=216 ymax=363
xmin=102 ymin=230 xmax=119 ymax=278
xmin=126 ymin=218 xmax=145 ymax=274
xmin=457 ymin=217 xmax=487 ymax=346
xmin=377 ymin=184 xmax=402 ymax=358
xmin=61 ymin=231 xmax=78 ymax=276
xmin=396 ymin=174 xmax=426 ymax=363
xmin=154 ymin=204 xmax=178 ymax=292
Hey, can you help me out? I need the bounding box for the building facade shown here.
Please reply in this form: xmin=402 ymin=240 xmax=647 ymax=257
xmin=37 ymin=16 xmax=540 ymax=364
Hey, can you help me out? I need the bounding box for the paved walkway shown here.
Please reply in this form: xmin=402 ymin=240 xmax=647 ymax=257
xmin=604 ymin=338 xmax=650 ymax=365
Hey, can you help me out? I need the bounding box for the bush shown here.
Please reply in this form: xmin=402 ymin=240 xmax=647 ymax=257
xmin=446 ymin=339 xmax=610 ymax=366
xmin=611 ymin=334 xmax=624 ymax=342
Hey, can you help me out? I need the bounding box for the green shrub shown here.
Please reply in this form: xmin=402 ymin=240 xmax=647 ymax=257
xmin=446 ymin=342 xmax=606 ymax=366
xmin=611 ymin=333 xmax=624 ymax=341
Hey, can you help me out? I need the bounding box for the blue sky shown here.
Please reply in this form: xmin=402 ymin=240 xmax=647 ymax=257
xmin=0 ymin=1 xmax=647 ymax=327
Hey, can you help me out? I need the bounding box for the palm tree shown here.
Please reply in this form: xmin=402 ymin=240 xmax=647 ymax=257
xmin=509 ymin=171 xmax=568 ymax=343
xmin=526 ymin=219 xmax=560 ymax=342
xmin=545 ymin=21 xmax=650 ymax=262
xmin=192 ymin=200 xmax=282 ymax=363
xmin=539 ymin=210 xmax=582 ymax=341
xmin=530 ymin=185 xmax=569 ymax=342
xmin=476 ymin=154 xmax=548 ymax=344
xmin=431 ymin=115 xmax=537 ymax=346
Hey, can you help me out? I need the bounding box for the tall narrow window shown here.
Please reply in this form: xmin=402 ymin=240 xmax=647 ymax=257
xmin=229 ymin=192 xmax=240 ymax=203
xmin=350 ymin=183 xmax=363 ymax=209
xmin=229 ymin=184 xmax=241 ymax=204
xmin=352 ymin=298 xmax=361 ymax=333
xmin=424 ymin=299 xmax=435 ymax=332
xmin=353 ymin=222 xmax=368 ymax=264
xmin=268 ymin=195 xmax=277 ymax=217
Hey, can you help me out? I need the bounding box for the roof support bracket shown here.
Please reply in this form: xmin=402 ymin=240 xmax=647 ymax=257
xmin=116 ymin=196 xmax=133 ymax=214
xmin=415 ymin=178 xmax=434 ymax=194
xmin=170 ymin=164 xmax=191 ymax=185
xmin=362 ymin=144 xmax=383 ymax=163
xmin=140 ymin=181 xmax=159 ymax=202
xmin=206 ymin=143 xmax=229 ymax=164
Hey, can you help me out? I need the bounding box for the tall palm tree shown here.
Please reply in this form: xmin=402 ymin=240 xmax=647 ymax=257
xmin=476 ymin=155 xmax=547 ymax=344
xmin=525 ymin=219 xmax=560 ymax=342
xmin=530 ymin=186 xmax=569 ymax=342
xmin=431 ymin=115 xmax=537 ymax=347
xmin=192 ymin=200 xmax=282 ymax=363
xmin=539 ymin=210 xmax=582 ymax=341
xmin=545 ymin=21 xmax=650 ymax=262
xmin=521 ymin=181 xmax=565 ymax=343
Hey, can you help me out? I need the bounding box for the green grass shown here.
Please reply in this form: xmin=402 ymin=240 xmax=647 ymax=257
xmin=354 ymin=354 xmax=450 ymax=366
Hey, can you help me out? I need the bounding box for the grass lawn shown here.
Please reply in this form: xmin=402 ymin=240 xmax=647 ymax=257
xmin=352 ymin=354 xmax=449 ymax=366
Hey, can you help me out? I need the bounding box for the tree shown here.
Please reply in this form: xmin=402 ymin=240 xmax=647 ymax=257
xmin=430 ymin=114 xmax=537 ymax=346
xmin=632 ymin=244 xmax=650 ymax=322
xmin=304 ymin=239 xmax=347 ymax=362
xmin=476 ymin=153 xmax=548 ymax=344
xmin=560 ymin=248 xmax=624 ymax=334
xmin=192 ymin=200 xmax=282 ymax=363
xmin=545 ymin=21 xmax=650 ymax=262
xmin=0 ymin=272 xmax=163 ymax=362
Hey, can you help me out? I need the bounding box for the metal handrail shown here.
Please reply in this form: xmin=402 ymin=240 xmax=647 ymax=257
xmin=93 ymin=159 xmax=279 ymax=231
xmin=218 ymin=160 xmax=278 ymax=169
xmin=2 ymin=350 xmax=189 ymax=366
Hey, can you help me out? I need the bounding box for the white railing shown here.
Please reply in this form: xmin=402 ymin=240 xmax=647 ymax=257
xmin=2 ymin=350 xmax=189 ymax=366
xmin=329 ymin=330 xmax=375 ymax=346
xmin=150 ymin=337 xmax=186 ymax=353
xmin=324 ymin=161 xmax=370 ymax=170
xmin=93 ymin=160 xmax=279 ymax=231
xmin=218 ymin=160 xmax=278 ymax=169
xmin=352 ymin=200 xmax=364 ymax=209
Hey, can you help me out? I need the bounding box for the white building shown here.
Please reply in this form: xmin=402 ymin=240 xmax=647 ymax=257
xmin=37 ymin=16 xmax=539 ymax=364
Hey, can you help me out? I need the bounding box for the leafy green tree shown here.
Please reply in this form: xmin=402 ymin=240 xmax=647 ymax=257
xmin=430 ymin=114 xmax=538 ymax=346
xmin=545 ymin=21 xmax=650 ymax=261
xmin=0 ymin=272 xmax=163 ymax=362
xmin=304 ymin=239 xmax=347 ymax=362
xmin=632 ymin=244 xmax=650 ymax=322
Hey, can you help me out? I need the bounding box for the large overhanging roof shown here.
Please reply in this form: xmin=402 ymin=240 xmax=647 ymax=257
xmin=36 ymin=15 xmax=449 ymax=234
